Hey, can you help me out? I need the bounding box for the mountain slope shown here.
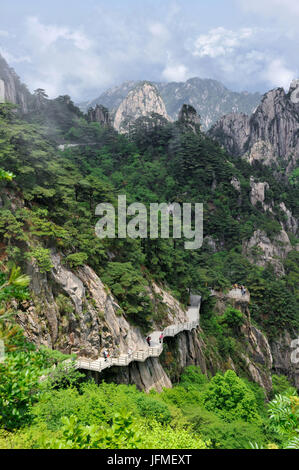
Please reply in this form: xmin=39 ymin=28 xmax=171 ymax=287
xmin=81 ymin=77 xmax=261 ymax=130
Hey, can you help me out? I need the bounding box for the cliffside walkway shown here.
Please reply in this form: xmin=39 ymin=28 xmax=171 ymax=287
xmin=75 ymin=295 xmax=201 ymax=373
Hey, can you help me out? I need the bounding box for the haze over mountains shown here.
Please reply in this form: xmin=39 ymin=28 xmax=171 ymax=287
xmin=80 ymin=78 xmax=262 ymax=130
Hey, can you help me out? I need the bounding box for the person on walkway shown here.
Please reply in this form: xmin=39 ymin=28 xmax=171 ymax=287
xmin=103 ymin=349 xmax=109 ymax=362
xmin=241 ymin=286 xmax=246 ymax=296
xmin=159 ymin=333 xmax=164 ymax=344
xmin=128 ymin=348 xmax=133 ymax=357
xmin=146 ymin=336 xmax=151 ymax=347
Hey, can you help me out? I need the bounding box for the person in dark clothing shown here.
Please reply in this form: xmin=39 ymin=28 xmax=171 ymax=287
xmin=159 ymin=333 xmax=164 ymax=344
xmin=146 ymin=336 xmax=151 ymax=346
xmin=103 ymin=349 xmax=109 ymax=362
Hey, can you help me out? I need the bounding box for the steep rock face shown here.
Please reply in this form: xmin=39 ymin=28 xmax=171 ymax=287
xmin=178 ymin=104 xmax=201 ymax=133
xmin=250 ymin=177 xmax=270 ymax=209
xmin=17 ymin=250 xmax=192 ymax=392
xmin=212 ymin=289 xmax=273 ymax=393
xmin=279 ymin=202 xmax=298 ymax=235
xmin=158 ymin=288 xmax=273 ymax=394
xmin=113 ymin=82 xmax=170 ymax=133
xmin=209 ymin=83 xmax=299 ymax=173
xmin=0 ymin=53 xmax=31 ymax=113
xmin=87 ymin=104 xmax=111 ymax=127
xmin=243 ymin=229 xmax=292 ymax=276
xmin=271 ymin=330 xmax=299 ymax=389
xmin=95 ymin=357 xmax=172 ymax=393
xmin=208 ymin=112 xmax=251 ymax=155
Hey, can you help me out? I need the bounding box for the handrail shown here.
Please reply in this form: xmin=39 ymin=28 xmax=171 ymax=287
xmin=75 ymin=297 xmax=201 ymax=373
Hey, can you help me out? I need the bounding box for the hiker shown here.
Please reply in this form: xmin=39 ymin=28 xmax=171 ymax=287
xmin=128 ymin=348 xmax=133 ymax=357
xmin=103 ymin=349 xmax=109 ymax=362
xmin=241 ymin=286 xmax=246 ymax=296
xmin=159 ymin=333 xmax=164 ymax=344
xmin=146 ymin=336 xmax=151 ymax=347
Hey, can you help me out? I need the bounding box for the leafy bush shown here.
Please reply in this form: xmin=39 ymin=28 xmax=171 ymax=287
xmin=136 ymin=395 xmax=171 ymax=424
xmin=203 ymin=370 xmax=261 ymax=423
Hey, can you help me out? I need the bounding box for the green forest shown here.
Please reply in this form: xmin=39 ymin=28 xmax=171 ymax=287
xmin=0 ymin=97 xmax=298 ymax=449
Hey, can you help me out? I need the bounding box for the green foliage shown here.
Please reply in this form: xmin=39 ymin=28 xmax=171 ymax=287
xmin=0 ymin=351 xmax=43 ymax=430
xmin=46 ymin=410 xmax=141 ymax=449
xmin=0 ymin=168 xmax=14 ymax=181
xmin=203 ymin=370 xmax=261 ymax=423
xmin=219 ymin=307 xmax=245 ymax=329
xmin=271 ymin=374 xmax=297 ymax=399
xmin=179 ymin=366 xmax=209 ymax=390
xmin=64 ymin=252 xmax=88 ymax=268
xmin=101 ymin=262 xmax=152 ymax=328
xmin=267 ymin=394 xmax=299 ymax=448
xmin=0 ymin=266 xmax=30 ymax=305
xmin=135 ymin=395 xmax=172 ymax=424
xmin=138 ymin=420 xmax=207 ymax=449
xmin=25 ymin=247 xmax=53 ymax=273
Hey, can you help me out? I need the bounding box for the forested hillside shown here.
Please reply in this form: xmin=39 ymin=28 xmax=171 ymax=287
xmin=0 ymin=93 xmax=298 ymax=449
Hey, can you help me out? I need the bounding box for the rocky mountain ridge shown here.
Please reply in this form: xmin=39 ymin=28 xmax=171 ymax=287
xmin=209 ymin=81 xmax=299 ymax=174
xmin=80 ymin=77 xmax=262 ymax=131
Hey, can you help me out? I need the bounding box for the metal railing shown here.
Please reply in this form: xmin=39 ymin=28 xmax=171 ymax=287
xmin=75 ymin=297 xmax=201 ymax=373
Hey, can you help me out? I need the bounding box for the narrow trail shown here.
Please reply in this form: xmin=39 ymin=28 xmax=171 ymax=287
xmin=76 ymin=295 xmax=201 ymax=373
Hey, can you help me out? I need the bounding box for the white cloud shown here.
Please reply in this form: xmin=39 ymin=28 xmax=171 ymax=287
xmin=262 ymin=59 xmax=295 ymax=90
xmin=1 ymin=3 xmax=298 ymax=100
xmin=162 ymin=63 xmax=188 ymax=82
xmin=20 ymin=17 xmax=110 ymax=99
xmin=0 ymin=47 xmax=31 ymax=64
xmin=187 ymin=25 xmax=298 ymax=91
xmin=193 ymin=27 xmax=254 ymax=58
xmin=26 ymin=17 xmax=92 ymax=51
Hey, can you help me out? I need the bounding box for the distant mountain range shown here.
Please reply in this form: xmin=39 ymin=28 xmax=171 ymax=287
xmin=79 ymin=78 xmax=262 ymax=130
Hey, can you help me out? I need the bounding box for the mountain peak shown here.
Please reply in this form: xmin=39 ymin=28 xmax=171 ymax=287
xmin=113 ymin=81 xmax=170 ymax=133
xmin=209 ymin=81 xmax=299 ymax=173
xmin=178 ymin=104 xmax=201 ymax=133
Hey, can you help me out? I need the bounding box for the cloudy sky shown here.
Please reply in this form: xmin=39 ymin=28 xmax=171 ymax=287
xmin=0 ymin=0 xmax=298 ymax=100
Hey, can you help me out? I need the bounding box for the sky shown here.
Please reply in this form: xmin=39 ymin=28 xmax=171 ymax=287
xmin=0 ymin=0 xmax=298 ymax=101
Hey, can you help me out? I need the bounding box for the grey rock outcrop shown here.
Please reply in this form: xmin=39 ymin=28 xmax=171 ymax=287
xmin=17 ymin=250 xmax=192 ymax=392
xmin=271 ymin=330 xmax=299 ymax=389
xmin=211 ymin=288 xmax=273 ymax=393
xmin=208 ymin=112 xmax=251 ymax=156
xmin=209 ymin=83 xmax=299 ymax=173
xmin=178 ymin=104 xmax=201 ymax=133
xmin=113 ymin=82 xmax=171 ymax=133
xmin=243 ymin=229 xmax=292 ymax=276
xmin=289 ymin=79 xmax=299 ymax=104
xmin=250 ymin=177 xmax=270 ymax=209
xmin=87 ymin=104 xmax=111 ymax=127
xmin=279 ymin=202 xmax=298 ymax=235
xmin=0 ymin=53 xmax=32 ymax=113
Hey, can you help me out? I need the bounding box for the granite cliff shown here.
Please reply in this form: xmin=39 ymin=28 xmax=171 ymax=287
xmin=0 ymin=53 xmax=32 ymax=113
xmin=209 ymin=81 xmax=299 ymax=174
xmin=113 ymin=82 xmax=170 ymax=134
